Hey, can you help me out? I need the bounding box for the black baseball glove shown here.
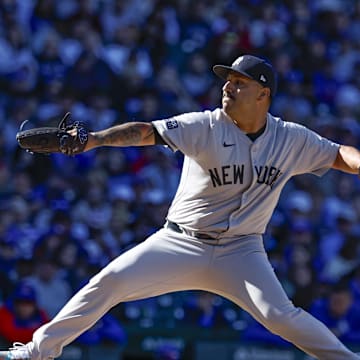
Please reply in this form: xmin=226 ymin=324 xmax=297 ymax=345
xmin=16 ymin=112 xmax=89 ymax=156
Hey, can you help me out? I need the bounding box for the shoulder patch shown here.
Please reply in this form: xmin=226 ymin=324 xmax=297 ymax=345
xmin=166 ymin=120 xmax=178 ymax=130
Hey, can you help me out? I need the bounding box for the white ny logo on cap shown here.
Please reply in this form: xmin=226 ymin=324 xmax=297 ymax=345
xmin=260 ymin=74 xmax=267 ymax=82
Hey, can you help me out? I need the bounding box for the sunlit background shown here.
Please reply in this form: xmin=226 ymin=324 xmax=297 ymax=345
xmin=0 ymin=1 xmax=360 ymax=359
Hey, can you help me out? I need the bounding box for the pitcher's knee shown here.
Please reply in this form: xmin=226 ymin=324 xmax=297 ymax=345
xmin=89 ymin=267 xmax=121 ymax=290
xmin=261 ymin=306 xmax=303 ymax=335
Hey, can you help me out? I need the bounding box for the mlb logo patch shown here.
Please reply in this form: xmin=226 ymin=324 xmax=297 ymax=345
xmin=166 ymin=120 xmax=178 ymax=129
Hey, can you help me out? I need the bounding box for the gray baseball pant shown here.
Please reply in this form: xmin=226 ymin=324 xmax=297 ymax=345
xmin=29 ymin=227 xmax=359 ymax=360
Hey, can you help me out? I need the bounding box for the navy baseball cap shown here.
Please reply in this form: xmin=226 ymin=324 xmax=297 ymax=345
xmin=213 ymin=55 xmax=277 ymax=96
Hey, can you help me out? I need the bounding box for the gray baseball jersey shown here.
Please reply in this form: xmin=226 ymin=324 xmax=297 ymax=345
xmin=152 ymin=108 xmax=339 ymax=238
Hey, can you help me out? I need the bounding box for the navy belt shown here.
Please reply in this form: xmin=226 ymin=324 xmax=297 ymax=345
xmin=165 ymin=220 xmax=215 ymax=240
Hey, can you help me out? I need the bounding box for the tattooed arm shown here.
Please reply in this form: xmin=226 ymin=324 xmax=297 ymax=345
xmin=85 ymin=122 xmax=155 ymax=151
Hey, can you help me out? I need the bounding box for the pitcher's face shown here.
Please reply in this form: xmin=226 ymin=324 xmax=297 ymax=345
xmin=222 ymin=73 xmax=268 ymax=118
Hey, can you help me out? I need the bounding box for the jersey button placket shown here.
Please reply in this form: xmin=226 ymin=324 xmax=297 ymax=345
xmin=242 ymin=144 xmax=258 ymax=205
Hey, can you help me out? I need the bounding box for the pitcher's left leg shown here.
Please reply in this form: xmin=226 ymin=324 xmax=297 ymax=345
xmin=207 ymin=236 xmax=359 ymax=360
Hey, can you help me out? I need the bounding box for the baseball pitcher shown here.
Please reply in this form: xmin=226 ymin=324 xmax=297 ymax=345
xmin=2 ymin=55 xmax=360 ymax=360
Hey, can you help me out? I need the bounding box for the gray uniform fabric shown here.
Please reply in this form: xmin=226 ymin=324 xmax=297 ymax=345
xmin=153 ymin=108 xmax=338 ymax=237
xmin=29 ymin=109 xmax=360 ymax=360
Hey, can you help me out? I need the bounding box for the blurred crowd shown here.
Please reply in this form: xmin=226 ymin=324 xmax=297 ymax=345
xmin=1 ymin=0 xmax=360 ymax=354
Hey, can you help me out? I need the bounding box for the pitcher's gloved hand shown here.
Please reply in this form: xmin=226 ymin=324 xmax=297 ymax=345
xmin=16 ymin=112 xmax=89 ymax=156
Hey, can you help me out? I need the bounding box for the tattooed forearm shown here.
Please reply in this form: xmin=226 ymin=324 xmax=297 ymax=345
xmin=90 ymin=122 xmax=155 ymax=148
xmin=102 ymin=124 xmax=142 ymax=146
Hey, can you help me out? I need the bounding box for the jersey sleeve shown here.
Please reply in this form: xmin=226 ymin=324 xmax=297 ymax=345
xmin=152 ymin=111 xmax=211 ymax=157
xmin=292 ymin=125 xmax=340 ymax=176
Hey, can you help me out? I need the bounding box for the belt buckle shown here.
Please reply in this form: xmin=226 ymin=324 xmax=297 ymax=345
xmin=166 ymin=221 xmax=214 ymax=240
xmin=196 ymin=232 xmax=214 ymax=240
xmin=190 ymin=229 xmax=214 ymax=240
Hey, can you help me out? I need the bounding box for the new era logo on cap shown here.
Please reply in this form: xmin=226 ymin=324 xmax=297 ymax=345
xmin=213 ymin=54 xmax=277 ymax=96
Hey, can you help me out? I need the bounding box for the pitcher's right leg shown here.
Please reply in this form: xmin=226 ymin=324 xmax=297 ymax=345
xmin=7 ymin=229 xmax=213 ymax=360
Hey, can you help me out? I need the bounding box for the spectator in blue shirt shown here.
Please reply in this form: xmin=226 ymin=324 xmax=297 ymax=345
xmin=309 ymin=281 xmax=360 ymax=345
